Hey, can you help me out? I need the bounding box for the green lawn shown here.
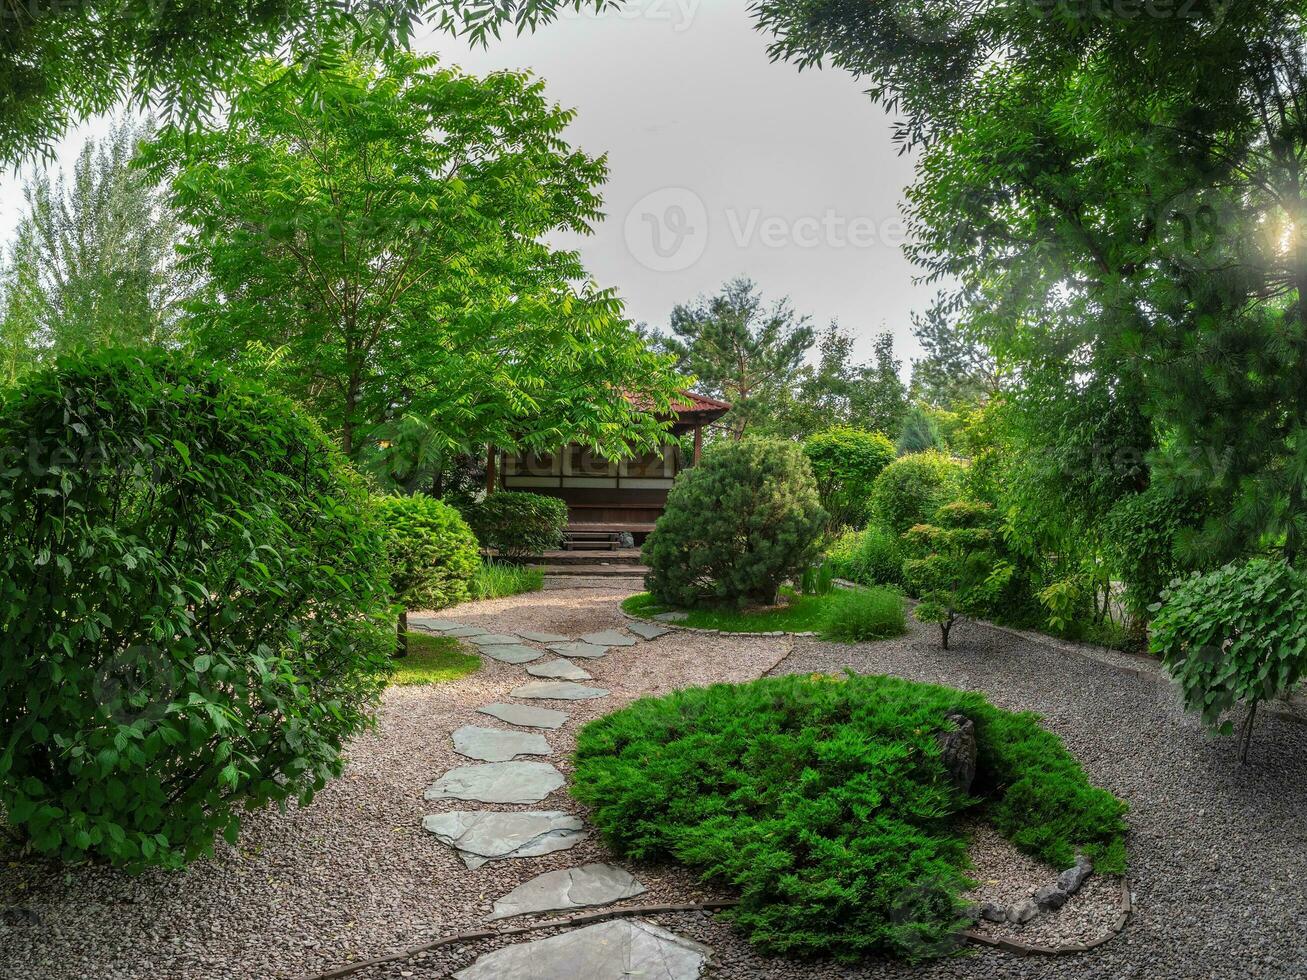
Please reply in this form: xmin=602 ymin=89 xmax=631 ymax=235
xmin=468 ymin=560 xmax=545 ymax=601
xmin=622 ymin=587 xmax=905 ymax=639
xmin=389 ymin=633 xmax=482 ymax=686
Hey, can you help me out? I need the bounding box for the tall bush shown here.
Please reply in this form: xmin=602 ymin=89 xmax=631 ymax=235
xmin=802 ymin=426 xmax=896 ymax=530
xmin=869 ymin=450 xmax=965 ymax=535
xmin=643 ymin=438 xmax=826 ymax=608
xmin=464 ymin=490 xmax=568 ymax=558
xmin=0 ymin=351 xmax=393 ymax=869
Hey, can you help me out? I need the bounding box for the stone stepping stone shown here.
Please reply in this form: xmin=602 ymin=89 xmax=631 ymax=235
xmin=423 ymin=810 xmax=587 ymax=869
xmin=546 ymin=641 xmax=609 ymax=660
xmin=488 ymin=863 xmax=648 ymax=920
xmin=477 ymin=644 xmax=545 ymax=664
xmin=467 ymin=633 xmax=523 ymax=646
xmin=478 ymin=703 xmax=569 ymax=730
xmin=408 ymin=617 xmax=467 ymax=633
xmin=452 ymin=725 xmax=550 ymax=762
xmin=518 ymin=630 xmax=571 ymax=643
xmin=511 ymin=681 xmax=610 ymax=701
xmin=424 ymin=761 xmax=565 ymax=804
xmin=445 ymin=625 xmax=490 ymax=637
xmin=627 ymin=621 xmax=670 ymax=640
xmin=526 ymin=659 xmax=593 ymax=681
xmin=580 ymin=629 xmax=637 ymax=647
xmin=652 ymin=611 xmax=688 ymax=623
xmin=452 ymin=919 xmax=710 ymax=979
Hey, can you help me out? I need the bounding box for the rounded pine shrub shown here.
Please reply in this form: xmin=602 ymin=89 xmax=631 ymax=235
xmin=572 ymin=674 xmax=1127 ymax=961
xmin=464 ymin=490 xmax=567 ymax=558
xmin=801 ymin=427 xmax=896 ymax=530
xmin=0 ymin=351 xmax=393 ymax=869
xmin=869 ymin=450 xmax=965 ymax=535
xmin=642 ymin=438 xmax=826 ymax=608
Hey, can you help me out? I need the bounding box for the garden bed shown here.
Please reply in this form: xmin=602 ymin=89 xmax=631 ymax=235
xmin=621 ymin=586 xmax=906 ymax=641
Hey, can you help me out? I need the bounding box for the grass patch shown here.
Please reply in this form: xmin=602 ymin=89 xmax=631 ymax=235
xmin=389 ymin=633 xmax=481 ymax=686
xmin=622 ymin=586 xmax=907 ymax=640
xmin=572 ymin=673 xmax=1127 ymax=962
xmin=468 ymin=560 xmax=544 ymax=601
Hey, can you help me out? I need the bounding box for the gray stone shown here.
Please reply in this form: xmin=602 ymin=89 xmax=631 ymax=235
xmin=526 ymin=659 xmax=593 ymax=681
xmin=452 ymin=919 xmax=710 ymax=980
xmin=422 ymin=810 xmax=587 ymax=869
xmin=424 ymin=761 xmax=564 ymax=804
xmin=1033 ymin=883 xmax=1069 ymax=911
xmin=518 ymin=630 xmax=571 ymax=643
xmin=979 ymin=902 xmax=1007 ymax=923
xmin=546 ymin=641 xmax=609 ymax=659
xmin=477 ymin=643 xmax=545 ymax=664
xmin=617 ymin=531 xmax=636 ymax=548
xmin=478 ymin=702 xmax=569 ymax=730
xmin=408 ymin=617 xmax=467 ymax=633
xmin=510 ymin=681 xmax=610 ymax=701
xmin=488 ymin=863 xmax=648 ymax=920
xmin=627 ymin=621 xmax=670 ymax=640
xmin=467 ymin=633 xmax=523 ymax=646
xmin=1057 ymin=857 xmax=1093 ymax=894
xmin=651 ymin=611 xmax=688 ymax=623
xmin=445 ymin=626 xmax=489 ymax=637
xmin=936 ymin=713 xmax=977 ymax=794
xmin=1007 ymin=898 xmax=1039 ymax=924
xmin=452 ymin=725 xmax=550 ymax=762
xmin=581 ymin=629 xmax=637 ymax=647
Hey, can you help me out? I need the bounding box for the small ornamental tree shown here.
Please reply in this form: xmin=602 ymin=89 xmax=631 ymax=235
xmin=1150 ymin=559 xmax=1307 ymax=764
xmin=464 ymin=491 xmax=568 ymax=559
xmin=903 ymin=501 xmax=1013 ymax=650
xmin=643 ymin=438 xmax=826 ymax=608
xmin=869 ymin=450 xmax=964 ymax=535
xmin=0 ymin=350 xmax=393 ymax=869
xmin=375 ymin=496 xmax=480 ymax=656
xmin=802 ymin=426 xmax=896 ymax=530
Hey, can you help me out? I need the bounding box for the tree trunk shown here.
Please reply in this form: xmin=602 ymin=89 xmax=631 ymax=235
xmin=1238 ymin=699 xmax=1259 ymax=765
xmin=940 ymin=619 xmax=952 ymax=651
xmin=395 ymin=609 xmax=409 ymax=659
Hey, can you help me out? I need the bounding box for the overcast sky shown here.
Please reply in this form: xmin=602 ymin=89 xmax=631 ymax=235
xmin=0 ymin=0 xmax=933 ymax=368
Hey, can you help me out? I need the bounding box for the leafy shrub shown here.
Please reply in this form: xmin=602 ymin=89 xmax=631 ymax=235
xmin=643 ymin=438 xmax=826 ymax=608
xmin=469 ymin=559 xmax=545 ymax=600
xmin=869 ymin=450 xmax=964 ymax=535
xmin=1150 ymin=558 xmax=1307 ymax=762
xmin=820 ymin=586 xmax=907 ymax=641
xmin=464 ymin=490 xmax=567 ymax=558
xmin=802 ymin=427 xmax=896 ymax=530
xmin=895 ymin=403 xmax=948 ymax=455
xmin=1103 ymin=486 xmax=1195 ymax=620
xmin=825 ymin=525 xmax=903 ymax=587
xmin=375 ymin=495 xmax=480 ymax=654
xmin=0 ymin=350 xmax=393 ymax=869
xmin=572 ymin=673 xmax=1126 ymax=961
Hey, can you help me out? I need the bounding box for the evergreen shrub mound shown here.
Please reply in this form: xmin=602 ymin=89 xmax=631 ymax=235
xmin=573 ymin=674 xmax=1127 ymax=961
xmin=643 ymin=438 xmax=826 ymax=608
xmin=465 ymin=490 xmax=567 ymax=558
xmin=869 ymin=450 xmax=965 ymax=535
xmin=0 ymin=351 xmax=394 ymax=869
xmin=802 ymin=427 xmax=896 ymax=529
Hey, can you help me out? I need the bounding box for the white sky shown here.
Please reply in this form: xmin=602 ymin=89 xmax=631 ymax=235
xmin=0 ymin=0 xmax=933 ymax=368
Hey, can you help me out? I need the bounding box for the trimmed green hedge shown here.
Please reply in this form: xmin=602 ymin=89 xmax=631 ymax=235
xmin=869 ymin=450 xmax=965 ymax=535
xmin=464 ymin=490 xmax=567 ymax=558
xmin=572 ymin=673 xmax=1127 ymax=961
xmin=375 ymin=495 xmax=480 ymax=611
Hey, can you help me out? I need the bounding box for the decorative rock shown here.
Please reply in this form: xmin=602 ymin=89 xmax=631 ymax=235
xmin=1057 ymin=857 xmax=1093 ymax=894
xmin=477 ymin=644 xmax=545 ymax=664
xmin=467 ymin=633 xmax=524 ymax=646
xmin=617 ymin=531 xmax=636 ymax=548
xmin=422 ymin=811 xmax=587 ymax=869
xmin=546 ymin=641 xmax=609 ymax=659
xmin=627 ymin=621 xmax=670 ymax=640
xmin=651 ymin=611 xmax=688 ymax=622
xmin=1007 ymin=898 xmax=1039 ymax=924
xmin=510 ymin=681 xmax=610 ymax=701
xmin=979 ymin=902 xmax=1007 ymax=923
xmin=526 ymin=659 xmax=593 ymax=681
xmin=488 ymin=863 xmax=648 ymax=920
xmin=477 ymin=703 xmax=569 ymax=730
xmin=452 ymin=725 xmax=550 ymax=762
xmin=424 ymin=761 xmax=564 ymax=804
xmin=408 ymin=617 xmax=467 ymax=633
xmin=936 ymin=713 xmax=977 ymax=794
xmin=1034 ymin=883 xmax=1069 ymax=911
xmin=518 ymin=630 xmax=571 ymax=643
xmin=451 ymin=919 xmax=710 ymax=980
xmin=580 ymin=629 xmax=637 ymax=647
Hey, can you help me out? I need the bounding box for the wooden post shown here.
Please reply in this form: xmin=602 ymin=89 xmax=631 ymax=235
xmin=692 ymin=425 xmax=703 ymax=466
xmin=485 ymin=445 xmax=496 ymax=494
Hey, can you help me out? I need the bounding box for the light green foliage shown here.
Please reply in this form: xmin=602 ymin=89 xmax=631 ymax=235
xmin=825 ymin=525 xmax=904 ymax=587
xmin=572 ymin=673 xmax=1127 ymax=961
xmin=464 ymin=491 xmax=568 ymax=559
xmin=144 ymin=47 xmax=681 ymax=458
xmin=802 ymin=426 xmax=896 ymax=530
xmin=374 ymin=495 xmax=480 ymax=612
xmin=820 ymin=587 xmax=907 ymax=642
xmin=895 ymin=403 xmax=946 ymax=455
xmin=469 ymin=560 xmax=546 ymax=600
xmin=1150 ymin=559 xmax=1307 ymax=760
xmin=869 ymin=450 xmax=964 ymax=536
xmin=388 ymin=634 xmax=482 ymax=687
xmin=643 ymin=438 xmax=826 ymax=608
xmin=0 ymin=350 xmax=393 ymax=869
xmin=904 ymin=501 xmax=1013 ymax=650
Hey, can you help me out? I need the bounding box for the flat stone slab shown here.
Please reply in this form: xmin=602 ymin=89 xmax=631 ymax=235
xmin=510 ymin=681 xmax=610 ymax=701
xmin=444 ymin=625 xmax=490 ymax=637
xmin=526 ymin=659 xmax=593 ymax=681
xmin=651 ymin=611 xmax=689 ymax=622
xmin=423 ymin=810 xmax=587 ymax=869
xmin=478 ymin=703 xmax=569 ymax=730
xmin=467 ymin=633 xmax=523 ymax=646
xmin=452 ymin=725 xmax=550 ymax=762
xmin=627 ymin=621 xmax=670 ymax=640
xmin=477 ymin=643 xmax=545 ymax=664
xmin=518 ymin=630 xmax=571 ymax=643
xmin=546 ymin=641 xmax=609 ymax=660
xmin=408 ymin=617 xmax=467 ymax=633
xmin=489 ymin=863 xmax=648 ymax=920
xmin=452 ymin=919 xmax=710 ymax=979
xmin=580 ymin=629 xmax=637 ymax=647
xmin=424 ymin=761 xmax=565 ymax=804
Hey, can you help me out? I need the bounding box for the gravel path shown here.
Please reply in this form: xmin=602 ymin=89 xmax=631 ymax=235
xmin=5 ymin=589 xmax=1307 ymax=979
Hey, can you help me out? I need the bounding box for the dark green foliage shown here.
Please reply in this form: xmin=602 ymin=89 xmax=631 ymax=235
xmin=869 ymin=450 xmax=964 ymax=535
xmin=1102 ymin=487 xmax=1195 ymax=621
xmin=0 ymin=350 xmax=393 ymax=868
xmin=643 ymin=438 xmax=826 ymax=608
xmin=826 ymin=525 xmax=904 ymax=587
xmin=802 ymin=427 xmax=896 ymax=530
xmin=572 ymin=674 xmax=1127 ymax=961
xmin=820 ymin=587 xmax=906 ymax=642
xmin=464 ymin=491 xmax=567 ymax=559
xmin=895 ymin=404 xmax=946 ymax=455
